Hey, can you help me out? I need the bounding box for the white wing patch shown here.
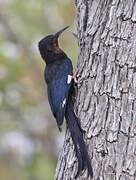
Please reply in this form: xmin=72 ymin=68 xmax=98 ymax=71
xmin=62 ymin=98 xmax=66 ymax=108
xmin=67 ymin=75 xmax=72 ymax=84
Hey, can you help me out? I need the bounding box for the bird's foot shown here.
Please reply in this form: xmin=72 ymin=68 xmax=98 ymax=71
xmin=72 ymin=67 xmax=78 ymax=83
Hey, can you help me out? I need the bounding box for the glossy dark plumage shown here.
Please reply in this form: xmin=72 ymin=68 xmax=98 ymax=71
xmin=45 ymin=58 xmax=73 ymax=129
xmin=38 ymin=26 xmax=93 ymax=178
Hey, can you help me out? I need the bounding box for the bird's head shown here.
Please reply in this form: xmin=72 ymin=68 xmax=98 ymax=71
xmin=38 ymin=26 xmax=69 ymax=64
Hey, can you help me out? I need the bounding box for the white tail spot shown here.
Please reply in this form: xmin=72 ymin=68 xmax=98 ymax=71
xmin=62 ymin=99 xmax=66 ymax=107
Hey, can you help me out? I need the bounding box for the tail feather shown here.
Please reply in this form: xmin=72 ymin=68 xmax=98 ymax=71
xmin=65 ymin=89 xmax=93 ymax=178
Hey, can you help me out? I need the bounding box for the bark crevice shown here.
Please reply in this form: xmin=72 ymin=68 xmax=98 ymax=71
xmin=55 ymin=0 xmax=136 ymax=179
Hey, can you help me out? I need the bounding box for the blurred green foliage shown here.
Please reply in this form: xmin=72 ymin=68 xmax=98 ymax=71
xmin=0 ymin=0 xmax=77 ymax=179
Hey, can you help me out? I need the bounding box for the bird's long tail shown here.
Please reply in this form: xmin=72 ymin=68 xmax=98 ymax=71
xmin=65 ymin=85 xmax=93 ymax=178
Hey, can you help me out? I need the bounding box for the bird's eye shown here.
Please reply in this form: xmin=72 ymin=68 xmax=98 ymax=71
xmin=46 ymin=44 xmax=52 ymax=51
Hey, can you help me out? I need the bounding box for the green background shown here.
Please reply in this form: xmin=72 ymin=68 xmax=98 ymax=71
xmin=0 ymin=0 xmax=77 ymax=179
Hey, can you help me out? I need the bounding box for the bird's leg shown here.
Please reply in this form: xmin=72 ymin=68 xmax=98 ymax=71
xmin=72 ymin=67 xmax=78 ymax=83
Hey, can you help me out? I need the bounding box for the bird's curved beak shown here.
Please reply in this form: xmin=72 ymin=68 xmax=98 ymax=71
xmin=53 ymin=26 xmax=70 ymax=39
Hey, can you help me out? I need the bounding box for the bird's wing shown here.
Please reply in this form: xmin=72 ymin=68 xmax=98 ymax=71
xmin=47 ymin=58 xmax=73 ymax=129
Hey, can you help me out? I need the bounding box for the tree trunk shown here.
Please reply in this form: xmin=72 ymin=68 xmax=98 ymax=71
xmin=55 ymin=0 xmax=136 ymax=179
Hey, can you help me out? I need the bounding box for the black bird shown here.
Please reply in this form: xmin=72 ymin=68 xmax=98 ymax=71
xmin=38 ymin=26 xmax=93 ymax=178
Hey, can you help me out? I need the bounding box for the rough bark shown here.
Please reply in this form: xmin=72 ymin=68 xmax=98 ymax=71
xmin=55 ymin=0 xmax=136 ymax=179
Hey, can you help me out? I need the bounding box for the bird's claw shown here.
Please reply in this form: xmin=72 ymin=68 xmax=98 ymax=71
xmin=73 ymin=67 xmax=78 ymax=83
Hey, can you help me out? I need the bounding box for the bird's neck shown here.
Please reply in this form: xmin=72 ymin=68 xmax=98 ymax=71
xmin=45 ymin=51 xmax=68 ymax=64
